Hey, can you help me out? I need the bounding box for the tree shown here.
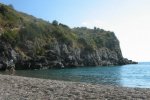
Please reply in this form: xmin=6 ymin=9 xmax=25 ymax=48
xmin=52 ymin=20 xmax=58 ymax=26
xmin=59 ymin=23 xmax=69 ymax=28
xmin=94 ymin=26 xmax=97 ymax=30
xmin=8 ymin=4 xmax=14 ymax=9
xmin=0 ymin=5 xmax=7 ymax=15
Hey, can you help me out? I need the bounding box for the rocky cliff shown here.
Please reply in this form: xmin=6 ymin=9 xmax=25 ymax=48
xmin=0 ymin=3 xmax=137 ymax=70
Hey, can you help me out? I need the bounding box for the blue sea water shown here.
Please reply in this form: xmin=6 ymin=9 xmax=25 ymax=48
xmin=1 ymin=62 xmax=150 ymax=88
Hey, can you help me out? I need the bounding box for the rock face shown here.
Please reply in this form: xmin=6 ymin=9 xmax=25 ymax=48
xmin=0 ymin=40 xmax=17 ymax=70
xmin=0 ymin=38 xmax=137 ymax=70
xmin=0 ymin=3 xmax=137 ymax=70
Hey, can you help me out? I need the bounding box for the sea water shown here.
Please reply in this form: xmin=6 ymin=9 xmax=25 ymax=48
xmin=1 ymin=62 xmax=150 ymax=88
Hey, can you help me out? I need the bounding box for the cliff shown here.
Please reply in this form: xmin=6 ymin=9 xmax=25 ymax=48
xmin=0 ymin=3 xmax=137 ymax=70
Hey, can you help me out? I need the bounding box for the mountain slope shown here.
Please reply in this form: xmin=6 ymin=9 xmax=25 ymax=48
xmin=0 ymin=3 xmax=136 ymax=70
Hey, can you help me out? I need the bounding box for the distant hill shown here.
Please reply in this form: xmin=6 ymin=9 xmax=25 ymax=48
xmin=0 ymin=3 xmax=137 ymax=70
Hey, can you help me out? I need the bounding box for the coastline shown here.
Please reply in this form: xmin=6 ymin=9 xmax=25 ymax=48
xmin=0 ymin=74 xmax=150 ymax=99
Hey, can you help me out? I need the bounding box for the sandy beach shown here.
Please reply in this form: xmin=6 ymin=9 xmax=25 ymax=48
xmin=0 ymin=75 xmax=150 ymax=100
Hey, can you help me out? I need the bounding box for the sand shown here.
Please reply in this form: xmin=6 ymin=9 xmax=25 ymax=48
xmin=0 ymin=74 xmax=150 ymax=100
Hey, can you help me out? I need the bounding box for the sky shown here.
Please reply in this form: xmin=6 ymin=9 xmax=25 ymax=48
xmin=1 ymin=0 xmax=150 ymax=62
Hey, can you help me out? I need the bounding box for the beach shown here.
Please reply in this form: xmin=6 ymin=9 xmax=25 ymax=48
xmin=0 ymin=75 xmax=150 ymax=100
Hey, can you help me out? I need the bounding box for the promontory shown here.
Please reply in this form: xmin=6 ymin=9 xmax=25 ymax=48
xmin=0 ymin=3 xmax=137 ymax=70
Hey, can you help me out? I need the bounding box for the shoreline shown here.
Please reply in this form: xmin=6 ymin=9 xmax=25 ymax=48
xmin=0 ymin=74 xmax=150 ymax=99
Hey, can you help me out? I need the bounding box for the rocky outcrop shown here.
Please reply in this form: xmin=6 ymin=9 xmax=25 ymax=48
xmin=0 ymin=3 xmax=137 ymax=70
xmin=1 ymin=40 xmax=135 ymax=70
xmin=0 ymin=39 xmax=137 ymax=70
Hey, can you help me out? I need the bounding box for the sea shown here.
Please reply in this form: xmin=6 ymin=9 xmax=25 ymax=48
xmin=1 ymin=62 xmax=150 ymax=88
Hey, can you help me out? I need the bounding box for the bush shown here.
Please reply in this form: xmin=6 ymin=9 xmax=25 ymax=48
xmin=1 ymin=30 xmax=17 ymax=45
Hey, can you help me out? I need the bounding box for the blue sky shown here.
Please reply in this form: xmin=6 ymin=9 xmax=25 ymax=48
xmin=1 ymin=0 xmax=150 ymax=61
xmin=0 ymin=0 xmax=119 ymax=26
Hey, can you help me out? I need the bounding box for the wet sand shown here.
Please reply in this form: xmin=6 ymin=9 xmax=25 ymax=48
xmin=0 ymin=74 xmax=150 ymax=100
